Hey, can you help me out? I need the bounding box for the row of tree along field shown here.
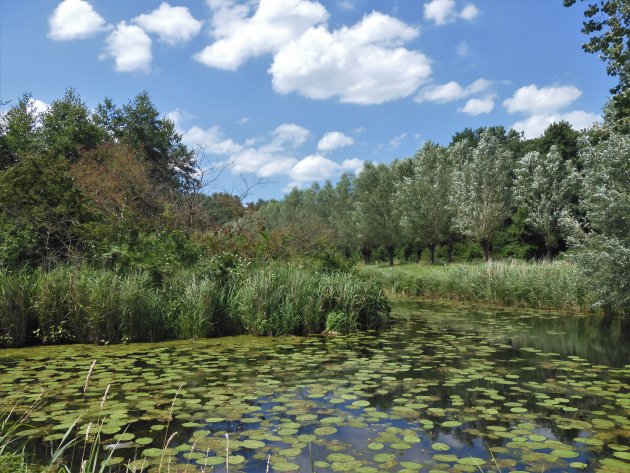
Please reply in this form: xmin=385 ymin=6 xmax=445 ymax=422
xmin=257 ymin=122 xmax=629 ymax=316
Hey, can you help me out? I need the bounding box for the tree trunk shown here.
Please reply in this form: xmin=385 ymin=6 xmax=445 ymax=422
xmin=428 ymin=242 xmax=436 ymax=265
xmin=386 ymin=243 xmax=395 ymax=266
xmin=546 ymin=246 xmax=553 ymax=261
xmin=415 ymin=246 xmax=423 ymax=263
xmin=361 ymin=245 xmax=371 ymax=264
xmin=447 ymin=241 xmax=454 ymax=263
xmin=481 ymin=239 xmax=491 ymax=262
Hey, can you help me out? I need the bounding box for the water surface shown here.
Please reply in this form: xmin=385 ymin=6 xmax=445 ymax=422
xmin=0 ymin=298 xmax=628 ymax=472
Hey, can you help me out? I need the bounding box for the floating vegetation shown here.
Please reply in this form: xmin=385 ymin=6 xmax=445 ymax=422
xmin=0 ymin=298 xmax=628 ymax=472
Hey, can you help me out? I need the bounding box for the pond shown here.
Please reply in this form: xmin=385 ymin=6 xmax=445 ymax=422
xmin=0 ymin=298 xmax=629 ymax=472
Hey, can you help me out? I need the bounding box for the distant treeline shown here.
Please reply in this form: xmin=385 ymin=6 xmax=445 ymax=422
xmin=254 ymin=123 xmax=629 ymax=315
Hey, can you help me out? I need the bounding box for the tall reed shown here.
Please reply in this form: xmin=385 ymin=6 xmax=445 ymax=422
xmin=0 ymin=263 xmax=391 ymax=347
xmin=365 ymin=260 xmax=595 ymax=313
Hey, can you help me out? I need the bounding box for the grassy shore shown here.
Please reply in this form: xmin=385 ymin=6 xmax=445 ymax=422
xmin=362 ymin=260 xmax=596 ymax=314
xmin=0 ymin=263 xmax=389 ymax=348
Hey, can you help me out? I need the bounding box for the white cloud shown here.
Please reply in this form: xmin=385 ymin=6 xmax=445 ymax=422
xmin=423 ymin=0 xmax=478 ymax=25
xmin=341 ymin=158 xmax=364 ymax=172
xmin=268 ymin=123 xmax=311 ymax=150
xmin=237 ymin=117 xmax=250 ymax=124
xmin=415 ymin=78 xmax=490 ymax=103
xmin=286 ymin=155 xmax=365 ymax=189
xmin=29 ymin=99 xmax=50 ymax=115
xmin=180 ymin=120 xmax=358 ymax=188
xmin=181 ymin=125 xmax=244 ymax=155
xmin=181 ymin=122 xmax=309 ymax=177
xmin=101 ymin=22 xmax=152 ymax=72
xmin=289 ymin=154 xmax=340 ymax=184
xmin=317 ymin=131 xmax=354 ymax=151
xmin=195 ymin=0 xmax=328 ymax=70
xmin=511 ymin=110 xmax=600 ymax=139
xmin=134 ymin=2 xmax=202 ymax=45
xmin=338 ymin=1 xmax=354 ymax=10
xmin=456 ymin=40 xmax=470 ymax=57
xmin=389 ymin=132 xmax=407 ymax=148
xmin=48 ymin=0 xmax=110 ymax=41
xmin=503 ymin=84 xmax=582 ymax=115
xmin=423 ymin=0 xmax=456 ymax=25
xmin=459 ymin=96 xmax=494 ymax=115
xmin=460 ymin=4 xmax=479 ymax=20
xmin=270 ymin=12 xmax=431 ymax=104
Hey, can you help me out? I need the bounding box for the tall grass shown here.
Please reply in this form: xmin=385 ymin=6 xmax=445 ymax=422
xmin=231 ymin=264 xmax=389 ymax=335
xmin=364 ymin=260 xmax=596 ymax=313
xmin=0 ymin=263 xmax=390 ymax=347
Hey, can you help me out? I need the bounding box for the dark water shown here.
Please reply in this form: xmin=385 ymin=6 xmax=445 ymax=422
xmin=0 ymin=298 xmax=628 ymax=472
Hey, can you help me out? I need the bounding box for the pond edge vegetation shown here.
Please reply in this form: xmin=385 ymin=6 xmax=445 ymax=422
xmin=0 ymin=261 xmax=390 ymax=348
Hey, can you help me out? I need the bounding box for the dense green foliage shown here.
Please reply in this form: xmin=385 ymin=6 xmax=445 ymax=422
xmin=0 ymin=263 xmax=389 ymax=347
xmin=564 ymin=0 xmax=630 ymax=126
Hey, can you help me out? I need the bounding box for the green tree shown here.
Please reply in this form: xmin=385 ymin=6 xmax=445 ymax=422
xmin=354 ymin=162 xmax=401 ymax=265
xmin=514 ymin=147 xmax=579 ymax=259
xmin=564 ymin=0 xmax=630 ymax=125
xmin=0 ymin=153 xmax=87 ymax=266
xmin=119 ymin=92 xmax=196 ymax=189
xmin=451 ymin=130 xmax=513 ymax=261
xmin=572 ymin=128 xmax=630 ymax=314
xmin=399 ymin=142 xmax=454 ymax=264
xmin=0 ymin=94 xmax=42 ymax=168
xmin=41 ymin=88 xmax=103 ymax=162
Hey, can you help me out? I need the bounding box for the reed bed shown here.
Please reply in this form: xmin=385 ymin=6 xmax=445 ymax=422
xmin=0 ymin=264 xmax=390 ymax=348
xmin=364 ymin=260 xmax=596 ymax=313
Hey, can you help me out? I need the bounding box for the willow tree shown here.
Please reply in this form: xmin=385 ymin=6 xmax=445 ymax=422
xmin=451 ymin=130 xmax=513 ymax=261
xmin=514 ymin=146 xmax=578 ymax=259
xmin=399 ymin=141 xmax=453 ymax=264
xmin=354 ymin=162 xmax=401 ymax=265
xmin=574 ymin=129 xmax=630 ymax=314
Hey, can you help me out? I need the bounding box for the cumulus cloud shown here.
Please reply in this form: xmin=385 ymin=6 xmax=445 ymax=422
xmin=179 ymin=120 xmax=359 ymax=189
xmin=101 ymin=22 xmax=152 ymax=72
xmin=511 ymin=111 xmax=600 ymax=139
xmin=134 ymin=2 xmax=202 ymax=45
xmin=181 ymin=125 xmax=244 ymax=155
xmin=195 ymin=0 xmax=328 ymax=70
xmin=459 ymin=96 xmax=494 ymax=115
xmin=503 ymin=84 xmax=582 ymax=115
xmin=48 ymin=0 xmax=110 ymax=40
xmin=415 ymin=78 xmax=490 ymax=103
xmin=423 ymin=0 xmax=479 ymax=25
xmin=270 ymin=12 xmax=431 ymax=104
xmin=317 ymin=131 xmax=354 ymax=152
xmin=460 ymin=4 xmax=479 ymax=20
xmin=286 ymin=155 xmax=364 ymax=189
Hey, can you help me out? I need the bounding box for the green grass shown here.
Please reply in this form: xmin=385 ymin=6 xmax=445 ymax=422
xmin=0 ymin=263 xmax=390 ymax=348
xmin=362 ymin=260 xmax=596 ymax=313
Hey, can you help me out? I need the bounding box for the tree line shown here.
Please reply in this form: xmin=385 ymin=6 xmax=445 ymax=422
xmin=0 ymin=89 xmax=248 ymax=272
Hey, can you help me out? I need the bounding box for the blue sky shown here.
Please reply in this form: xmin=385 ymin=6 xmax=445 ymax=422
xmin=0 ymin=0 xmax=613 ymax=200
